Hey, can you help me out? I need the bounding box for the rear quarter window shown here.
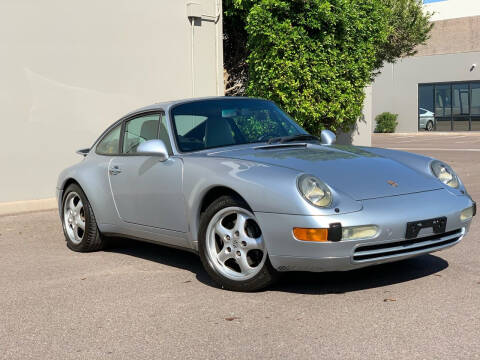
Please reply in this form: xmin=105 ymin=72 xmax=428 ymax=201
xmin=96 ymin=124 xmax=121 ymax=155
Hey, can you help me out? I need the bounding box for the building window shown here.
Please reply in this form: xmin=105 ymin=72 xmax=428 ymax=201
xmin=418 ymin=81 xmax=480 ymax=131
xmin=471 ymin=83 xmax=480 ymax=131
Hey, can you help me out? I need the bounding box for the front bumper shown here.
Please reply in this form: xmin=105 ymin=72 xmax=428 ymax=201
xmin=255 ymin=189 xmax=474 ymax=272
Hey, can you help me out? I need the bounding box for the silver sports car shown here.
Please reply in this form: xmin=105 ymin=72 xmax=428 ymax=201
xmin=57 ymin=97 xmax=476 ymax=291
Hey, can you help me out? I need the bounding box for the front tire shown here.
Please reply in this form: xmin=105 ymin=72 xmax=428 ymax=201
xmin=426 ymin=120 xmax=434 ymax=131
xmin=198 ymin=195 xmax=278 ymax=291
xmin=62 ymin=184 xmax=105 ymax=252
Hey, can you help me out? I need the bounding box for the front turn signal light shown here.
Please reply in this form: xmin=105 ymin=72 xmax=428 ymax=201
xmin=293 ymin=228 xmax=329 ymax=242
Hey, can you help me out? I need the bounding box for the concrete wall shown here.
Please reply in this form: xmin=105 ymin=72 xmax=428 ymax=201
xmin=372 ymin=52 xmax=480 ymax=133
xmin=0 ymin=0 xmax=223 ymax=203
xmin=416 ymin=16 xmax=480 ymax=56
xmin=424 ymin=0 xmax=480 ymax=21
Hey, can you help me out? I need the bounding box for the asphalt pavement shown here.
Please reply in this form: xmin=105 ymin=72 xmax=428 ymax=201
xmin=1 ymin=133 xmax=479 ymax=359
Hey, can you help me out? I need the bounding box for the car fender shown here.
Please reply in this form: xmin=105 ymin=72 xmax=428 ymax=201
xmin=182 ymin=156 xmax=362 ymax=244
xmin=57 ymin=154 xmax=119 ymax=226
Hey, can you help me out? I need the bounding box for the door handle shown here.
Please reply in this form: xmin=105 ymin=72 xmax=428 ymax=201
xmin=109 ymin=166 xmax=122 ymax=175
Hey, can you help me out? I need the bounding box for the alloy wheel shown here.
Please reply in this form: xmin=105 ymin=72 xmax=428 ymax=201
xmin=205 ymin=207 xmax=266 ymax=281
xmin=63 ymin=192 xmax=86 ymax=245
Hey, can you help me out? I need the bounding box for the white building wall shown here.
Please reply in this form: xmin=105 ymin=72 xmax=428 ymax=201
xmin=371 ymin=0 xmax=480 ymax=133
xmin=424 ymin=0 xmax=480 ymax=21
xmin=0 ymin=0 xmax=223 ymax=204
xmin=372 ymin=52 xmax=480 ymax=133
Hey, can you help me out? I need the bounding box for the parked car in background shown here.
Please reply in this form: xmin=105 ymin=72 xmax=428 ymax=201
xmin=419 ymin=107 xmax=435 ymax=131
xmin=57 ymin=97 xmax=475 ymax=291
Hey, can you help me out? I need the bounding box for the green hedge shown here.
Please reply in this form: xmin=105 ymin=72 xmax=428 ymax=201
xmin=375 ymin=112 xmax=398 ymax=133
xmin=223 ymin=0 xmax=432 ymax=135
xmin=244 ymin=0 xmax=389 ymax=135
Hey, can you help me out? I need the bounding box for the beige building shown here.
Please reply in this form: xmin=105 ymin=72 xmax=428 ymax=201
xmin=0 ymin=0 xmax=223 ymax=211
xmin=372 ymin=0 xmax=480 ymax=133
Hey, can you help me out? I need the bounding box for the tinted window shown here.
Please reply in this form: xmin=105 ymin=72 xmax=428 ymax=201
xmin=471 ymin=84 xmax=480 ymax=115
xmin=171 ymin=99 xmax=306 ymax=152
xmin=419 ymin=81 xmax=480 ymax=131
xmin=452 ymin=83 xmax=469 ymax=115
xmin=96 ymin=124 xmax=121 ymax=155
xmin=123 ymin=114 xmax=160 ymax=154
xmin=435 ymin=84 xmax=451 ymax=117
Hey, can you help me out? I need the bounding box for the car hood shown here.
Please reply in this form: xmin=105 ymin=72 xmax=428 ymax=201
xmin=207 ymin=144 xmax=442 ymax=201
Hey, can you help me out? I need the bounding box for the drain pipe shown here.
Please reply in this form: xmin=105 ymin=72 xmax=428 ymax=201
xmin=187 ymin=3 xmax=201 ymax=97
xmin=187 ymin=1 xmax=222 ymax=97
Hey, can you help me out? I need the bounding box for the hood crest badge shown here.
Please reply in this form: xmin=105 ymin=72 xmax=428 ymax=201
xmin=387 ymin=180 xmax=399 ymax=188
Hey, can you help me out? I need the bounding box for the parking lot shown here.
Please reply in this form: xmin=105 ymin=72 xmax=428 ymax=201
xmin=1 ymin=133 xmax=479 ymax=359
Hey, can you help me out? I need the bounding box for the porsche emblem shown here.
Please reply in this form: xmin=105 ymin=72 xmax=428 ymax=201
xmin=387 ymin=180 xmax=399 ymax=187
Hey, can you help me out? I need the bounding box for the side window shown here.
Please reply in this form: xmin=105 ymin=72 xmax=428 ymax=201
xmin=122 ymin=114 xmax=160 ymax=154
xmin=96 ymin=124 xmax=121 ymax=155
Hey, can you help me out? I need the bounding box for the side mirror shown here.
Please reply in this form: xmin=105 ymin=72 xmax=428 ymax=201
xmin=136 ymin=140 xmax=169 ymax=161
xmin=320 ymin=130 xmax=336 ymax=145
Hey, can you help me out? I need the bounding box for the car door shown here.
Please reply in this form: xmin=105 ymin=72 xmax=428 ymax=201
xmin=108 ymin=112 xmax=187 ymax=232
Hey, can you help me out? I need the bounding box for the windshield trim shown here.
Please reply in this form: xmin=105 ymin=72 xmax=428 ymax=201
xmin=168 ymin=98 xmax=307 ymax=154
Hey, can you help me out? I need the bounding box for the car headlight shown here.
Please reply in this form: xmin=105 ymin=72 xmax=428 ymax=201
xmin=460 ymin=206 xmax=475 ymax=222
xmin=297 ymin=174 xmax=332 ymax=207
xmin=430 ymin=160 xmax=459 ymax=188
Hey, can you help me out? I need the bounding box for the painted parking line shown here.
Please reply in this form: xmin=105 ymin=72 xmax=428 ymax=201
xmin=389 ymin=147 xmax=480 ymax=152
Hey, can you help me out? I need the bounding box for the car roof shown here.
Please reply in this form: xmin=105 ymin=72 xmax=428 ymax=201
xmin=123 ymin=96 xmax=268 ymax=118
xmin=93 ymin=96 xmax=270 ymax=149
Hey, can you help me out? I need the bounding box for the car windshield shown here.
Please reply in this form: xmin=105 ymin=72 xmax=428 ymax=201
xmin=171 ymin=98 xmax=308 ymax=152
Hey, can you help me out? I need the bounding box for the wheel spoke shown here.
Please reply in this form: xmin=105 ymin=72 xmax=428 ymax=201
xmin=215 ymin=222 xmax=231 ymax=239
xmin=243 ymin=236 xmax=263 ymax=251
xmin=217 ymin=248 xmax=234 ymax=264
xmin=236 ymin=253 xmax=252 ymax=274
xmin=74 ymin=199 xmax=83 ymax=212
xmin=234 ymin=213 xmax=248 ymax=235
xmin=69 ymin=197 xmax=76 ymax=211
xmin=77 ymin=218 xmax=85 ymax=230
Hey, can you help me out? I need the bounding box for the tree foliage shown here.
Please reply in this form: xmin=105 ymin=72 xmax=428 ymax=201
xmin=223 ymin=0 xmax=432 ymax=135
xmin=376 ymin=0 xmax=433 ymax=69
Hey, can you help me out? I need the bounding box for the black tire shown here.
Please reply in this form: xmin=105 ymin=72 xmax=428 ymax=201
xmin=198 ymin=195 xmax=278 ymax=291
xmin=61 ymin=183 xmax=105 ymax=252
xmin=426 ymin=121 xmax=434 ymax=131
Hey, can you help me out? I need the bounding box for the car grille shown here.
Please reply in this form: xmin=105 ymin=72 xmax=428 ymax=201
xmin=353 ymin=229 xmax=463 ymax=262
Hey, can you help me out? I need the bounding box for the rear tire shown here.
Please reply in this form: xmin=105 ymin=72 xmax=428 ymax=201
xmin=198 ymin=195 xmax=278 ymax=291
xmin=61 ymin=184 xmax=105 ymax=252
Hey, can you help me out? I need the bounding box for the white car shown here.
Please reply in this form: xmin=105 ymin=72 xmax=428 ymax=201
xmin=419 ymin=108 xmax=435 ymax=131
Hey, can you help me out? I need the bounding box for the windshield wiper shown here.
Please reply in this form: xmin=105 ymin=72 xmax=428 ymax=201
xmin=267 ymin=134 xmax=318 ymax=144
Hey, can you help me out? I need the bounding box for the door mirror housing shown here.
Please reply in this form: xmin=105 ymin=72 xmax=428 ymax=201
xmin=136 ymin=140 xmax=169 ymax=161
xmin=320 ymin=130 xmax=336 ymax=145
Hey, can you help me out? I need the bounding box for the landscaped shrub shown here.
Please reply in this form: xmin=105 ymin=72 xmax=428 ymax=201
xmin=223 ymin=0 xmax=432 ymax=135
xmin=375 ymin=112 xmax=398 ymax=133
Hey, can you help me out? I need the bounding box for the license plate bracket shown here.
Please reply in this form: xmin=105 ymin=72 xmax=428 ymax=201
xmin=405 ymin=217 xmax=447 ymax=239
